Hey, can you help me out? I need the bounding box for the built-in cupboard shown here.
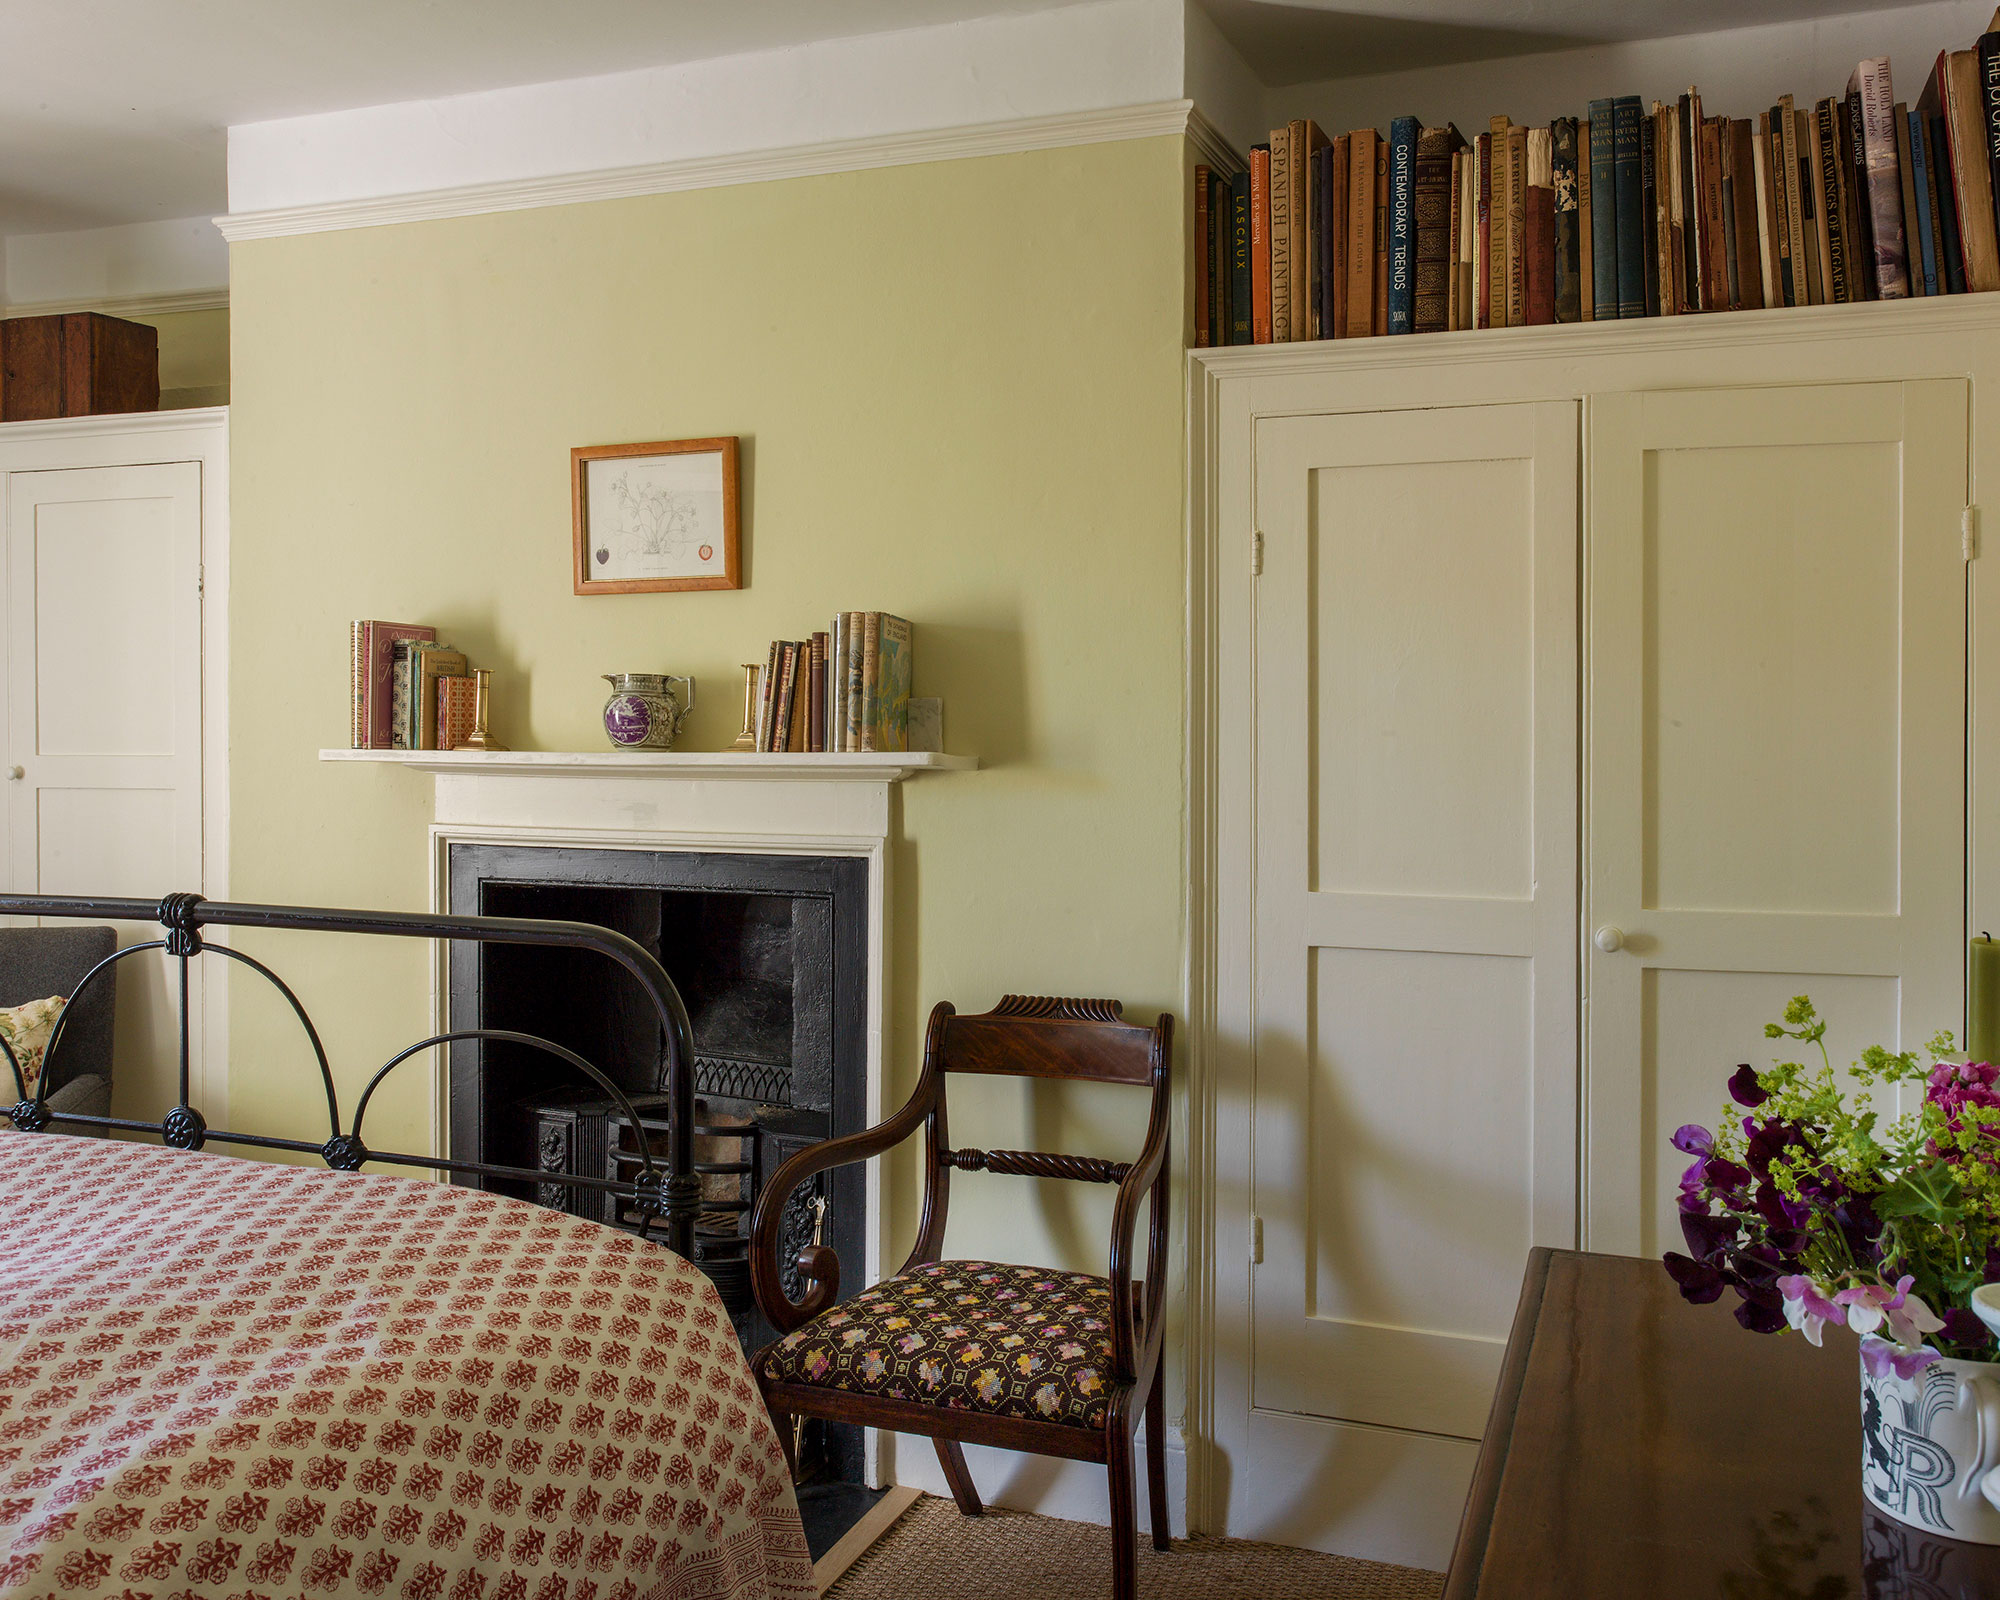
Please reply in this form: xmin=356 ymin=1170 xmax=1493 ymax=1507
xmin=1188 ymin=301 xmax=1991 ymax=1568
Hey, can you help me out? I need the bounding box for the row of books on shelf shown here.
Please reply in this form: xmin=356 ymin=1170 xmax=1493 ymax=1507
xmin=348 ymin=620 xmax=480 ymax=750
xmin=752 ymin=612 xmax=924 ymax=753
xmin=1193 ymin=14 xmax=2000 ymax=345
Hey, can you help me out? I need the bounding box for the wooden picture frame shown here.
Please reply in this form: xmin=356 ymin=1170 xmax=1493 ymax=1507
xmin=571 ymin=436 xmax=740 ymax=594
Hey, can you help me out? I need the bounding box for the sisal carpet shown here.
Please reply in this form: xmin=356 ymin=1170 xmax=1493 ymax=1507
xmin=825 ymin=1494 xmax=1446 ymax=1600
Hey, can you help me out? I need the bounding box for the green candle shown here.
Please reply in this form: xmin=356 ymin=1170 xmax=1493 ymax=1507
xmin=1970 ymin=935 xmax=2000 ymax=1062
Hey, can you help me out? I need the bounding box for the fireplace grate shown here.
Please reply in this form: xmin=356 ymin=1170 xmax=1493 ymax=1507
xmin=694 ymin=1054 xmax=792 ymax=1103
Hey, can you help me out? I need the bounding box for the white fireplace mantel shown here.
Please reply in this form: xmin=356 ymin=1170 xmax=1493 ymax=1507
xmin=319 ymin=748 xmax=974 ymax=780
xmin=319 ymin=747 xmax=975 ymax=839
xmin=322 ymin=743 xmax=973 ymax=1458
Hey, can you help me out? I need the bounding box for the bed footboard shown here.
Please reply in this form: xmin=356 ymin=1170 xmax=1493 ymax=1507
xmin=0 ymin=891 xmax=704 ymax=1260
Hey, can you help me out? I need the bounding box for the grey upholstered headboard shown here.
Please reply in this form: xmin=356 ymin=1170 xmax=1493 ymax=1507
xmin=0 ymin=925 xmax=117 ymax=1095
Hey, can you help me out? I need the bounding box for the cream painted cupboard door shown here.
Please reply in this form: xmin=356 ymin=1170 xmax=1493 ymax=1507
xmin=1585 ymin=382 xmax=1967 ymax=1258
xmin=1243 ymin=401 xmax=1577 ymax=1566
xmin=5 ymin=461 xmax=205 ymax=1114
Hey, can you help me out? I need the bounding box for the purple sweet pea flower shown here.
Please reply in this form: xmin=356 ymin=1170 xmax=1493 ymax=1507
xmin=1672 ymin=1124 xmax=1714 ymax=1156
xmin=1731 ymin=1244 xmax=1786 ymax=1286
xmin=1942 ymin=1306 xmax=1996 ymax=1351
xmin=1744 ymin=1118 xmax=1808 ymax=1180
xmin=1761 ymin=1228 xmax=1809 ymax=1265
xmin=1778 ymin=1274 xmax=1843 ymax=1347
xmin=1861 ymin=1334 xmax=1942 ymax=1382
xmin=1753 ymin=1182 xmax=1810 ymax=1231
xmin=1835 ymin=1198 xmax=1884 ymax=1267
xmin=1680 ymin=1209 xmax=1739 ymax=1262
xmin=1729 ymin=1064 xmax=1770 ymax=1107
xmin=1663 ymin=1251 xmax=1727 ymax=1304
xmin=1735 ymin=1295 xmax=1786 ymax=1334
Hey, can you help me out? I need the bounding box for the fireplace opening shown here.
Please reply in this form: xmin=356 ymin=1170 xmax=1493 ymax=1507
xmin=445 ymin=843 xmax=868 ymax=1489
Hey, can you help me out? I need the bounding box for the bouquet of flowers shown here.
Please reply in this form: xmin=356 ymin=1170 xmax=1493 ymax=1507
xmin=1665 ymin=997 xmax=2000 ymax=1380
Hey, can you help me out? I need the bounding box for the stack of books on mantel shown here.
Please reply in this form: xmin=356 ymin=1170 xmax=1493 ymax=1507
xmin=753 ymin=612 xmax=926 ymax=753
xmin=349 ymin=620 xmax=479 ymax=750
xmin=1192 ymin=12 xmax=2000 ymax=348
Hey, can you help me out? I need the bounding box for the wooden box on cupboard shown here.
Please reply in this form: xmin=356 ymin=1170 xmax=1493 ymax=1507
xmin=0 ymin=313 xmax=159 ymax=420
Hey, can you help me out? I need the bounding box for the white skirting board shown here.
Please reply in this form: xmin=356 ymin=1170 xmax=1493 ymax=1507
xmin=811 ymin=1483 xmax=924 ymax=1592
xmin=885 ymin=1426 xmax=1188 ymax=1540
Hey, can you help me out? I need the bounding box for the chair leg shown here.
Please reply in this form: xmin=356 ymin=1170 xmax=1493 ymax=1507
xmin=934 ymin=1438 xmax=983 ymax=1516
xmin=1107 ymin=1424 xmax=1138 ymax=1600
xmin=1144 ymin=1362 xmax=1170 ymax=1552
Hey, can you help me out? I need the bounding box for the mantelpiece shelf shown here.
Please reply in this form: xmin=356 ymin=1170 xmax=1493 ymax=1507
xmin=319 ymin=748 xmax=976 ymax=782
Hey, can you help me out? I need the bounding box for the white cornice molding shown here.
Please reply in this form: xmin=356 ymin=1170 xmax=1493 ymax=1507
xmin=2 ymin=289 xmax=228 ymax=319
xmin=218 ymin=98 xmax=1203 ymax=241
xmin=1185 ymin=107 xmax=1246 ymax=175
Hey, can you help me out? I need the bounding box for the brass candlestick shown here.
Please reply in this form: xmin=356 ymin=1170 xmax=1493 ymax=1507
xmin=460 ymin=668 xmax=508 ymax=752
xmin=729 ymin=663 xmax=761 ymax=750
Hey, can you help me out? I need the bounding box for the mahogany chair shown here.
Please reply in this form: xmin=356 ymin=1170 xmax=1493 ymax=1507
xmin=748 ymin=995 xmax=1174 ymax=1600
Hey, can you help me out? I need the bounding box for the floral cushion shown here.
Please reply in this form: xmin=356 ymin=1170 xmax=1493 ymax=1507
xmin=755 ymin=1260 xmax=1117 ymax=1429
xmin=0 ymin=994 xmax=64 ymax=1098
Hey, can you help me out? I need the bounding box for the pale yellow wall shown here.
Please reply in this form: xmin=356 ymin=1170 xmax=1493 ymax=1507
xmin=132 ymin=306 xmax=229 ymax=407
xmin=226 ymin=137 xmax=1189 ymax=1297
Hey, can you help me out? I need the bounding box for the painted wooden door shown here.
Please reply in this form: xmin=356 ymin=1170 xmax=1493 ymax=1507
xmin=1584 ymin=382 xmax=1968 ymax=1258
xmin=1240 ymin=401 xmax=1578 ymax=1567
xmin=5 ymin=461 xmax=206 ymax=1117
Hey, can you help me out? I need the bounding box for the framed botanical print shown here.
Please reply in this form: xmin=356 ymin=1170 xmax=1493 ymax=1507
xmin=571 ymin=436 xmax=741 ymax=594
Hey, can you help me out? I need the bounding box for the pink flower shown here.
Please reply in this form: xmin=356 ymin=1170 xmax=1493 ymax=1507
xmin=1861 ymin=1335 xmax=1942 ymax=1383
xmin=1834 ymin=1275 xmax=1945 ymax=1350
xmin=1925 ymin=1060 xmax=2000 ymax=1131
xmin=1777 ymin=1275 xmax=1843 ymax=1347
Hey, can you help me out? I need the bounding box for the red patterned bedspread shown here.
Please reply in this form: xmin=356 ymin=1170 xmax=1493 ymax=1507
xmin=0 ymin=1132 xmax=814 ymax=1600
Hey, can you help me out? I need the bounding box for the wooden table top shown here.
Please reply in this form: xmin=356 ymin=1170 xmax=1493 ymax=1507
xmin=1444 ymin=1248 xmax=2000 ymax=1600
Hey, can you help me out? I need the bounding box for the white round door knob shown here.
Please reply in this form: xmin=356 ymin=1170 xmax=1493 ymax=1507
xmin=1594 ymin=926 xmax=1625 ymax=953
xmin=5 ymin=766 xmax=22 ymax=781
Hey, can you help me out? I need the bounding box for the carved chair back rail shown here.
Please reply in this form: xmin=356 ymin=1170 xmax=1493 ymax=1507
xmin=0 ymin=892 xmax=705 ymax=1259
xmin=747 ymin=994 xmax=1174 ymax=1600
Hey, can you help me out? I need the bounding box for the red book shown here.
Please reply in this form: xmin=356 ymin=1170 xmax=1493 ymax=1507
xmin=1329 ymin=132 xmax=1350 ymax=338
xmin=1194 ymin=164 xmax=1213 ymax=347
xmin=1525 ymin=185 xmax=1556 ymax=324
xmin=1250 ymin=145 xmax=1273 ymax=343
xmin=1346 ymin=129 xmax=1378 ymax=337
xmin=436 ymin=675 xmax=478 ymax=753
xmin=1476 ymin=133 xmax=1493 ymax=328
xmin=350 ymin=620 xmax=434 ymax=750
xmin=1372 ymin=135 xmax=1389 ymax=335
xmin=807 ymin=632 xmax=828 ymax=753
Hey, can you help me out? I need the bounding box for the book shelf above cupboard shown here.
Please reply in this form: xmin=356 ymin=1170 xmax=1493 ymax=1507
xmin=1190 ymin=21 xmax=2000 ymax=351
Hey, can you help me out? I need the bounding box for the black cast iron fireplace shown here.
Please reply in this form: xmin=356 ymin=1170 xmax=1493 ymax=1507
xmin=445 ymin=842 xmax=868 ymax=1482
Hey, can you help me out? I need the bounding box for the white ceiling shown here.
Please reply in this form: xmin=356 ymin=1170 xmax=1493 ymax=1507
xmin=0 ymin=0 xmax=1084 ymax=233
xmin=0 ymin=0 xmax=1967 ymax=235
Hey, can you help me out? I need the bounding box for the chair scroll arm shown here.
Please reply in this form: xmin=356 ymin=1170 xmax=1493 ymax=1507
xmin=750 ymin=1071 xmax=940 ymax=1335
xmin=1107 ymin=1017 xmax=1174 ymax=1390
xmin=1107 ymin=1120 xmax=1170 ymax=1387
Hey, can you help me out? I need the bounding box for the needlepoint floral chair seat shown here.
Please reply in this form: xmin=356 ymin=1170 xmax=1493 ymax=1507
xmin=748 ymin=995 xmax=1174 ymax=1600
xmin=754 ymin=1259 xmax=1118 ymax=1428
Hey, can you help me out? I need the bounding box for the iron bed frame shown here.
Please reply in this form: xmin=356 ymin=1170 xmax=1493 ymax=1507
xmin=0 ymin=891 xmax=705 ymax=1261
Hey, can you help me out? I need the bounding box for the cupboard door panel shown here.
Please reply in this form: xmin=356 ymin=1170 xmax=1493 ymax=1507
xmin=6 ymin=460 xmax=205 ymax=1122
xmin=1585 ymin=382 xmax=1967 ymax=1257
xmin=1237 ymin=401 xmax=1577 ymax=1563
